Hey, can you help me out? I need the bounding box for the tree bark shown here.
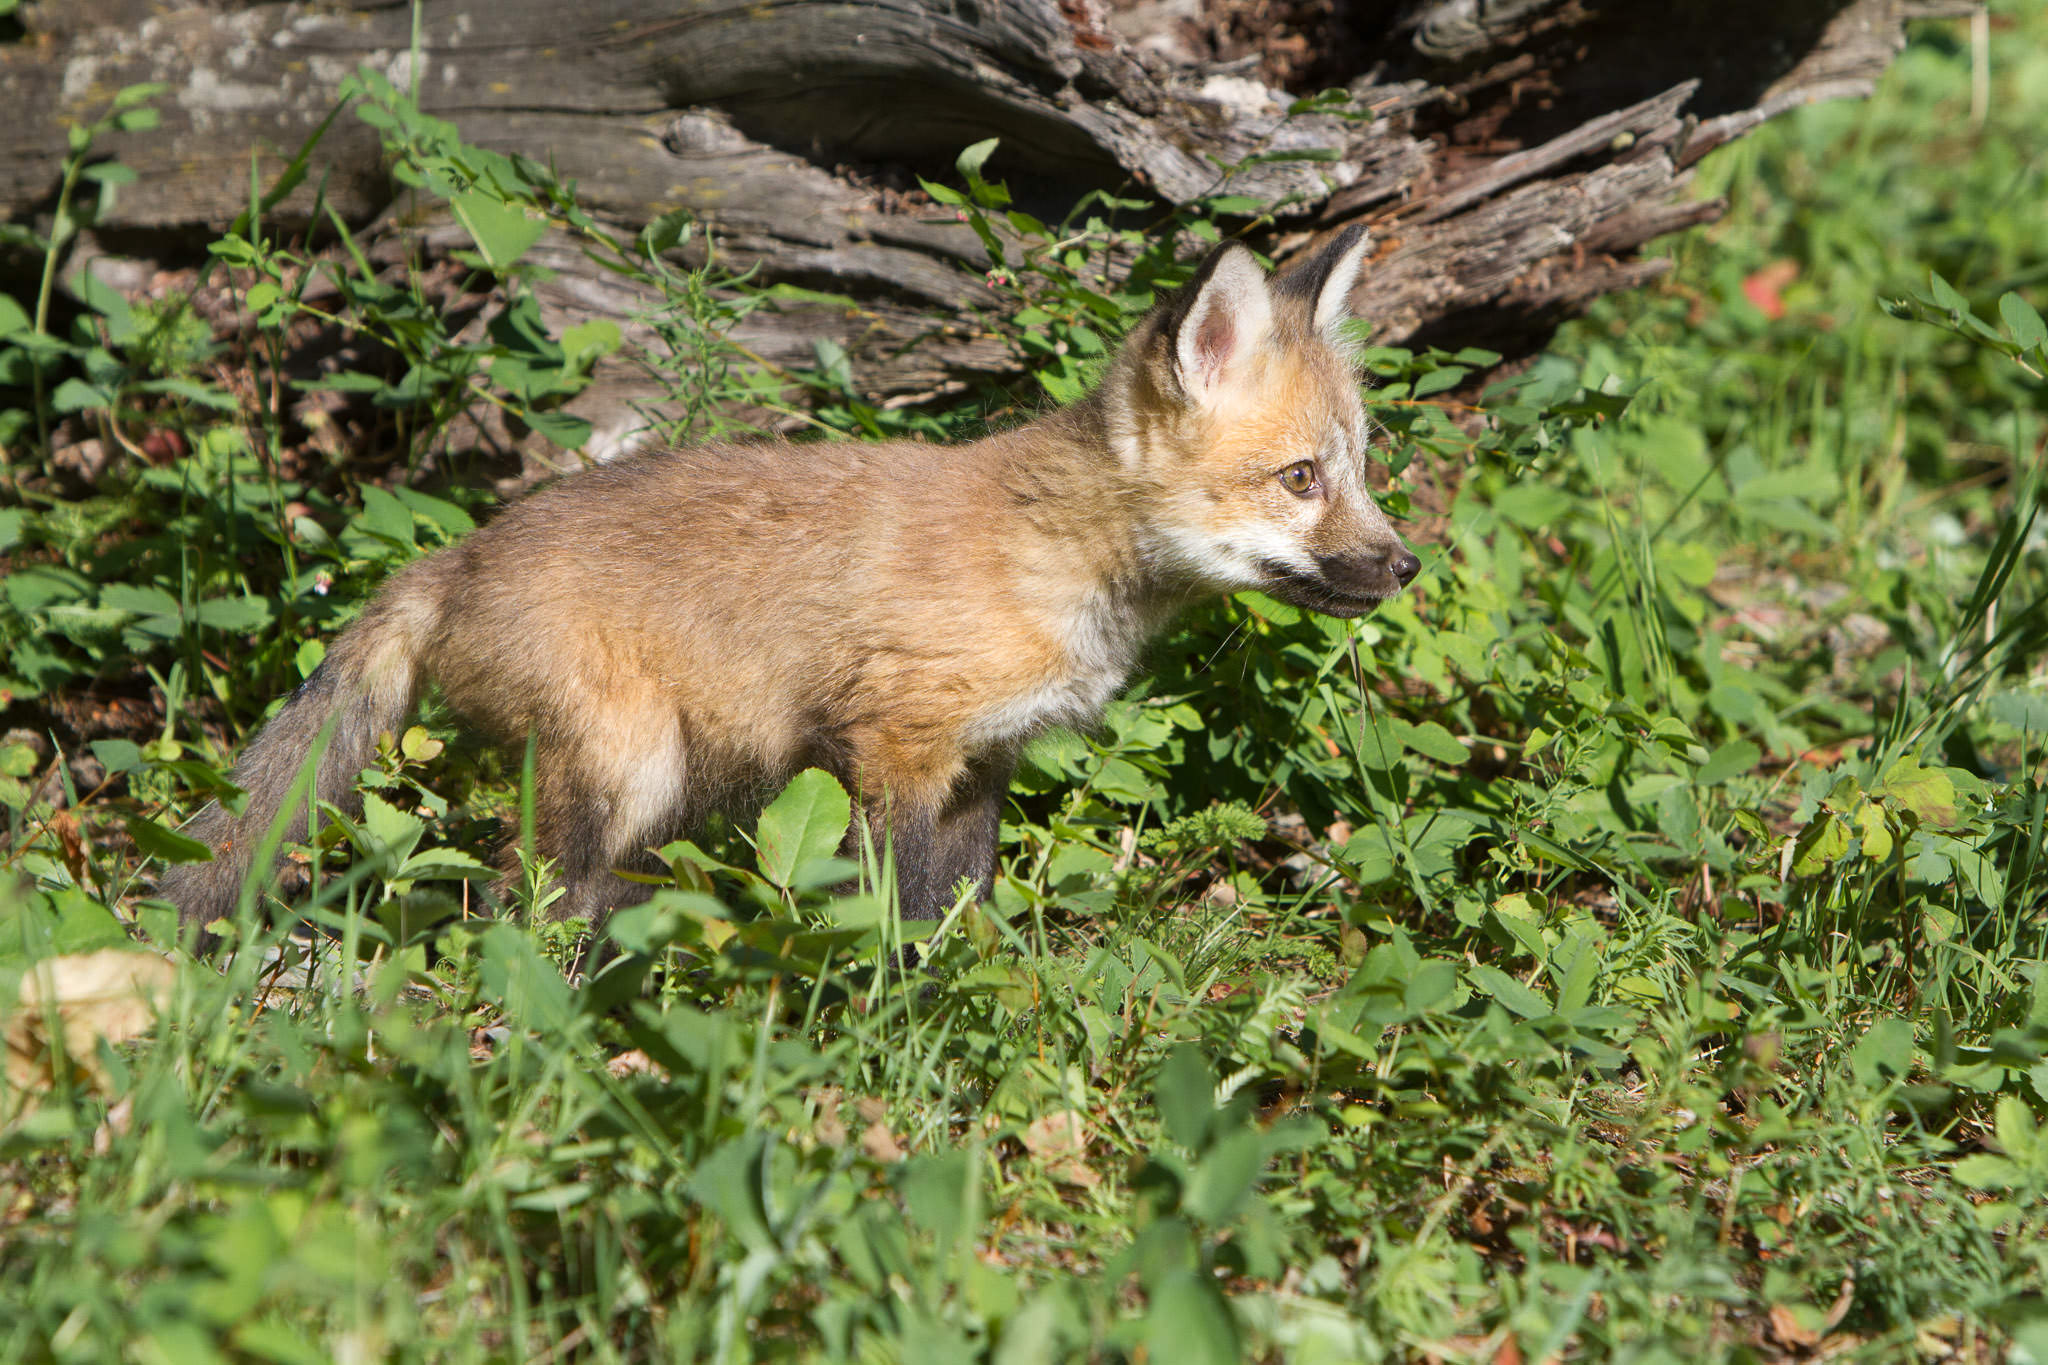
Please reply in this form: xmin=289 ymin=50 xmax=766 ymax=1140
xmin=0 ymin=0 xmax=1932 ymax=444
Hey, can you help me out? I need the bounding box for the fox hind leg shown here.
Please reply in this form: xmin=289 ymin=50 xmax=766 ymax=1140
xmin=511 ymin=720 xmax=689 ymax=930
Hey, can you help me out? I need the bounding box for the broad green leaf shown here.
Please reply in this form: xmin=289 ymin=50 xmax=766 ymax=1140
xmin=956 ymin=138 xmax=1001 ymax=179
xmin=1999 ymin=291 xmax=2046 ymax=349
xmin=1695 ymin=740 xmax=1760 ymax=786
xmin=686 ymin=1131 xmax=775 ymax=1253
xmin=522 ymin=408 xmax=591 ymax=450
xmin=1412 ymin=365 xmax=1467 ymax=397
xmin=1848 ymin=1016 xmax=1914 ymax=1089
xmin=1789 ymin=811 xmax=1849 ymax=876
xmin=899 ymin=1149 xmax=976 ymax=1255
xmin=1145 ymin=1271 xmax=1240 ymax=1365
xmin=1155 ymin=1044 xmax=1213 ymax=1150
xmin=192 ymin=595 xmax=275 ymax=635
xmin=1989 ymin=688 xmax=2048 ymax=732
xmin=1852 ymin=799 xmax=1894 ymax=863
xmin=1951 ymin=1154 xmax=2021 ymax=1190
xmin=754 ymin=768 xmax=851 ymax=888
xmin=394 ymin=485 xmax=476 ymax=537
xmin=357 ymin=485 xmax=415 ymax=548
xmin=1236 ymin=590 xmax=1301 ymax=625
xmin=561 ymin=318 xmax=621 ymax=369
xmin=1467 ymin=964 xmax=1549 ymax=1019
xmin=1927 ymin=270 xmax=1970 ymax=315
xmin=126 ymin=814 xmax=213 ymax=864
xmin=98 ymin=582 xmax=179 ymax=618
xmin=451 ymin=190 xmax=547 ymax=270
xmin=1878 ymin=757 xmax=1957 ymax=826
xmin=50 ymin=377 xmax=111 ymax=413
xmin=1393 ymin=719 xmax=1468 ymax=764
xmin=1491 ymin=483 xmax=1574 ymax=530
xmin=89 ymin=739 xmax=145 ymax=775
xmin=1993 ymin=1094 xmax=2041 ymax=1167
xmin=1182 ymin=1127 xmax=1266 ymax=1224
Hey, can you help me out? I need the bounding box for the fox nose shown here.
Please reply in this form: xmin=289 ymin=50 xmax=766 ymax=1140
xmin=1390 ymin=550 xmax=1421 ymax=586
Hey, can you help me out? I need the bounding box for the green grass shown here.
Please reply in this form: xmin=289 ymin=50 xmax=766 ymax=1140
xmin=3 ymin=9 xmax=2048 ymax=1362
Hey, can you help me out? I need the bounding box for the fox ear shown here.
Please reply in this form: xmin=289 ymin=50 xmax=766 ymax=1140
xmin=1271 ymin=223 xmax=1372 ymax=350
xmin=1170 ymin=243 xmax=1274 ymax=402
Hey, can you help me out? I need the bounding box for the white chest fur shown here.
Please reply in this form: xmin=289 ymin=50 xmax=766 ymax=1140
xmin=963 ymin=587 xmax=1163 ymax=750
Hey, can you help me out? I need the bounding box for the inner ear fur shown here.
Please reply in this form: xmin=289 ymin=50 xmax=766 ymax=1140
xmin=1166 ymin=242 xmax=1275 ymax=401
xmin=1271 ymin=223 xmax=1372 ymax=346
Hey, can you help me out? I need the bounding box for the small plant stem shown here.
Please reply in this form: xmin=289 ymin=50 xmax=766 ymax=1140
xmin=28 ymin=149 xmax=89 ymax=458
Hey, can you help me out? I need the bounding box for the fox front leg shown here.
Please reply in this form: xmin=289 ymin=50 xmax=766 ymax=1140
xmin=884 ymin=759 xmax=1015 ymax=922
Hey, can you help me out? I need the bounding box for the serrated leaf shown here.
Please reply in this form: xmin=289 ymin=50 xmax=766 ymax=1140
xmin=360 ymin=792 xmax=425 ymax=867
xmin=754 ymin=768 xmax=850 ymax=889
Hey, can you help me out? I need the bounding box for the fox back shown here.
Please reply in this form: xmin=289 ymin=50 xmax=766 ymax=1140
xmin=161 ymin=226 xmax=1421 ymax=943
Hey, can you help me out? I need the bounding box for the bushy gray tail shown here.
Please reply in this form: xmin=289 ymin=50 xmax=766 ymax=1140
xmin=159 ymin=563 xmax=446 ymax=948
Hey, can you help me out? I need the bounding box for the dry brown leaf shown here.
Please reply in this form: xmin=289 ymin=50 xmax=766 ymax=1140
xmin=1022 ymin=1109 xmax=1099 ymax=1188
xmin=1822 ymin=1275 xmax=1856 ymax=1331
xmin=1768 ymin=1303 xmax=1822 ymax=1349
xmin=809 ymin=1086 xmax=848 ymax=1147
xmin=860 ymin=1120 xmax=906 ymax=1163
xmin=4 ymin=950 xmax=178 ymax=1096
xmin=50 ymin=810 xmax=88 ymax=886
xmin=605 ymin=1049 xmax=668 ymax=1081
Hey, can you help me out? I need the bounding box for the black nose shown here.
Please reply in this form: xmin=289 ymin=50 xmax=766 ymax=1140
xmin=1390 ymin=551 xmax=1421 ymax=586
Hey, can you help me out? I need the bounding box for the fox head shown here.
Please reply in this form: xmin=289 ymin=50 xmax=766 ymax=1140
xmin=1106 ymin=226 xmax=1420 ymax=617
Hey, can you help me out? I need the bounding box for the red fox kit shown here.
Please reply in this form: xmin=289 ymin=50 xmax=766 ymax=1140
xmin=162 ymin=227 xmax=1420 ymax=941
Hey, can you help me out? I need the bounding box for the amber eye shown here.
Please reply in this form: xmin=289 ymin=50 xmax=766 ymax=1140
xmin=1278 ymin=461 xmax=1319 ymax=496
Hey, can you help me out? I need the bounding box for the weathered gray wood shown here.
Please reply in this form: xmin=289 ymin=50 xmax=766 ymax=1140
xmin=0 ymin=0 xmax=1937 ymax=437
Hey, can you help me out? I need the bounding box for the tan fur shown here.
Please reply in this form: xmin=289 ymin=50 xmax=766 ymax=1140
xmin=162 ymin=229 xmax=1421 ymax=942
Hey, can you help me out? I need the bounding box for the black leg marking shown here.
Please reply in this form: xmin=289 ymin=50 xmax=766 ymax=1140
xmin=888 ymin=758 xmax=1015 ymax=922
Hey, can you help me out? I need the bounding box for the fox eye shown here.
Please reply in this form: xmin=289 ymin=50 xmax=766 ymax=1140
xmin=1278 ymin=461 xmax=1319 ymax=497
